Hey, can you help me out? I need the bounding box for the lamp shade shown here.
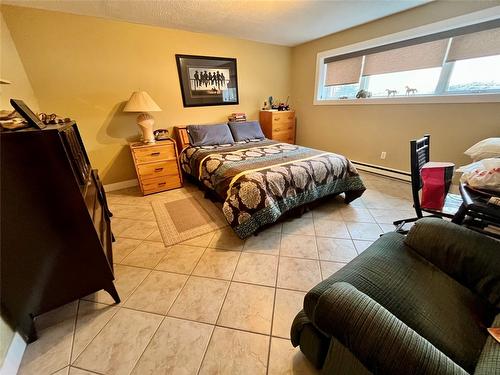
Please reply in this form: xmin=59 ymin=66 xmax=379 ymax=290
xmin=123 ymin=91 xmax=162 ymax=112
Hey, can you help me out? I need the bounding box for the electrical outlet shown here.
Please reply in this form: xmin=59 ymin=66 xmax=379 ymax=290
xmin=380 ymin=151 xmax=387 ymax=159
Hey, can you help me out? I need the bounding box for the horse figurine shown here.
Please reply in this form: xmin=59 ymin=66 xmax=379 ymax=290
xmin=405 ymin=86 xmax=418 ymax=95
xmin=386 ymin=89 xmax=397 ymax=96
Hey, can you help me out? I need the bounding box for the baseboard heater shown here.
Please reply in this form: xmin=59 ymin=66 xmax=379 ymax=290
xmin=352 ymin=161 xmax=411 ymax=182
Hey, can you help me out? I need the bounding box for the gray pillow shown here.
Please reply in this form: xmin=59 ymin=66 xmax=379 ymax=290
xmin=228 ymin=121 xmax=265 ymax=142
xmin=187 ymin=124 xmax=235 ymax=146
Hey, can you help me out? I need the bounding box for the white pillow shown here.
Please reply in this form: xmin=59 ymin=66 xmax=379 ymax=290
xmin=464 ymin=137 xmax=500 ymax=161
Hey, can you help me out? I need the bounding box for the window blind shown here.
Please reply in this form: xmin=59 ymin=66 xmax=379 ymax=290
xmin=362 ymin=39 xmax=448 ymax=76
xmin=325 ymin=56 xmax=363 ymax=86
xmin=446 ymin=27 xmax=500 ymax=62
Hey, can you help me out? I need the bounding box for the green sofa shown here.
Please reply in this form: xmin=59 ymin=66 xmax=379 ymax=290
xmin=291 ymin=218 xmax=500 ymax=374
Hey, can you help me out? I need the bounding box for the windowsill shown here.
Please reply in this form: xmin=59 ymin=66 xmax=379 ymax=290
xmin=313 ymin=93 xmax=500 ymax=105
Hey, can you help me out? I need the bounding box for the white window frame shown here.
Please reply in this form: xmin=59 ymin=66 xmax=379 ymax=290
xmin=314 ymin=6 xmax=500 ymax=105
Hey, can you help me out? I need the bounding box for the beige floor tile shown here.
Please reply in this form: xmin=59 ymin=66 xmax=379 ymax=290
xmin=168 ymin=276 xmax=229 ymax=324
xmin=218 ymin=282 xmax=274 ymax=334
xmin=379 ymin=223 xmax=397 ymax=233
xmin=112 ymin=218 xmax=158 ymax=240
xmin=265 ymin=222 xmax=283 ymax=233
xmin=199 ymin=327 xmax=269 ymax=375
xmin=280 ymin=234 xmax=318 ymax=259
xmin=353 ymin=240 xmax=374 ymax=253
xmin=192 ymin=248 xmax=240 ymax=280
xmin=313 ymin=219 xmax=350 ymax=239
xmin=272 ymin=289 xmax=305 ymax=339
xmin=233 ymin=253 xmax=278 ymax=286
xmin=124 ymin=271 xmax=188 ymax=315
xmin=320 ymin=261 xmax=347 ymax=279
xmin=155 ymin=244 xmax=205 ymax=274
xmin=339 ymin=206 xmax=376 ymax=223
xmin=346 ymin=222 xmax=384 ymax=240
xmin=209 ymin=228 xmax=245 ymax=250
xmin=18 ymin=302 xmax=78 ymax=375
xmin=181 ymin=231 xmax=216 ymax=247
xmin=311 ymin=203 xmax=343 ymax=221
xmin=72 ymin=301 xmax=119 ymax=361
xmin=111 ymin=204 xmax=156 ymax=221
xmin=316 ymin=237 xmax=357 ymax=263
xmin=73 ymin=308 xmax=162 ymax=375
xmin=368 ymin=208 xmax=414 ymax=224
xmin=84 ymin=264 xmax=150 ymax=305
xmin=243 ymin=230 xmax=281 ymax=255
xmin=268 ymin=337 xmax=318 ymax=375
xmin=121 ymin=241 xmax=170 ymax=269
xmin=277 ymin=258 xmax=321 ymax=292
xmin=112 ymin=238 xmax=142 ymax=263
xmin=145 ymin=228 xmax=163 ymax=242
xmin=69 ymin=367 xmax=98 ymax=375
xmin=131 ymin=317 xmax=213 ymax=375
xmin=53 ymin=367 xmax=69 ymax=375
xmin=282 ymin=217 xmax=315 ymax=236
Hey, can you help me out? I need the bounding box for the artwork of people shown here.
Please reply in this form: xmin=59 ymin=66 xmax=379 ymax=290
xmin=189 ymin=68 xmax=230 ymax=92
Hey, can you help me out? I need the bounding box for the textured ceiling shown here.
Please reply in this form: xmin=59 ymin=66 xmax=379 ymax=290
xmin=3 ymin=0 xmax=430 ymax=46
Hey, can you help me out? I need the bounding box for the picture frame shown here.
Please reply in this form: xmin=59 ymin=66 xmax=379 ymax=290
xmin=175 ymin=54 xmax=239 ymax=107
xmin=10 ymin=99 xmax=46 ymax=129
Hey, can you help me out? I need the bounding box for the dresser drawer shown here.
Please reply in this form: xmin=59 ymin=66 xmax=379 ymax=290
xmin=272 ymin=122 xmax=295 ymax=134
xmin=272 ymin=112 xmax=295 ymax=122
xmin=137 ymin=160 xmax=178 ymax=179
xmin=132 ymin=144 xmax=176 ymax=163
xmin=142 ymin=175 xmax=182 ymax=195
xmin=273 ymin=131 xmax=295 ymax=144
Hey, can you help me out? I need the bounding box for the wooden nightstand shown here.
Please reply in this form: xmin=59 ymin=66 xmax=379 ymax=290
xmin=259 ymin=110 xmax=296 ymax=144
xmin=130 ymin=138 xmax=183 ymax=195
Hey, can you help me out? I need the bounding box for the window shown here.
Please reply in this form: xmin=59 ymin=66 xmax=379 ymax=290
xmin=316 ymin=13 xmax=500 ymax=103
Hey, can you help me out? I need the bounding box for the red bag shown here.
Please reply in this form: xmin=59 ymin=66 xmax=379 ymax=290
xmin=420 ymin=162 xmax=454 ymax=210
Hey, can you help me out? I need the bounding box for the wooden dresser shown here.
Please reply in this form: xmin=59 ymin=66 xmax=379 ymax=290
xmin=259 ymin=110 xmax=296 ymax=144
xmin=0 ymin=122 xmax=119 ymax=343
xmin=130 ymin=138 xmax=183 ymax=195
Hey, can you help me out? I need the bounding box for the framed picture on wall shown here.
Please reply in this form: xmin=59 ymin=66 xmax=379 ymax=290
xmin=175 ymin=54 xmax=239 ymax=107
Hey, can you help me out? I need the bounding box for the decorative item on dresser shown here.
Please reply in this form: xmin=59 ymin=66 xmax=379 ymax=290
xmin=123 ymin=91 xmax=162 ymax=144
xmin=0 ymin=121 xmax=119 ymax=343
xmin=130 ymin=138 xmax=183 ymax=195
xmin=259 ymin=110 xmax=296 ymax=144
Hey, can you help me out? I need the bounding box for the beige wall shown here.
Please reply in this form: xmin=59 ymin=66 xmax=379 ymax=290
xmin=292 ymin=0 xmax=500 ymax=172
xmin=2 ymin=5 xmax=291 ymax=184
xmin=0 ymin=12 xmax=38 ymax=111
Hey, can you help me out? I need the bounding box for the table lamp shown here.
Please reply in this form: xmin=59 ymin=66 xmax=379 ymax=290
xmin=123 ymin=91 xmax=162 ymax=144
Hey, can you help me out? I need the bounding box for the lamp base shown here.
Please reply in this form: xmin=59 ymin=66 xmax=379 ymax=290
xmin=137 ymin=113 xmax=156 ymax=144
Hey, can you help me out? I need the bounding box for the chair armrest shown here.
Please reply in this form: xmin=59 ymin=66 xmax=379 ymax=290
xmin=405 ymin=218 xmax=500 ymax=308
xmin=313 ymin=282 xmax=467 ymax=375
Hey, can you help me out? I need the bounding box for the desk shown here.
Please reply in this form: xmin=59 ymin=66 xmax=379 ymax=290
xmin=452 ymin=183 xmax=500 ymax=238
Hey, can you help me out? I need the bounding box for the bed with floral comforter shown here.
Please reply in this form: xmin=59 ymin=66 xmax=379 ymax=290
xmin=180 ymin=139 xmax=365 ymax=238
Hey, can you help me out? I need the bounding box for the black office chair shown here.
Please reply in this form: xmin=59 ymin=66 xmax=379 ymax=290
xmin=393 ymin=134 xmax=463 ymax=232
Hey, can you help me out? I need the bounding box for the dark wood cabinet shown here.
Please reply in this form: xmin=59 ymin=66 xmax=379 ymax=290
xmin=0 ymin=122 xmax=119 ymax=343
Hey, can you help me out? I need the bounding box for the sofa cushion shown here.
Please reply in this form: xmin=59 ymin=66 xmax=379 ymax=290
xmin=405 ymin=218 xmax=500 ymax=308
xmin=304 ymin=232 xmax=496 ymax=373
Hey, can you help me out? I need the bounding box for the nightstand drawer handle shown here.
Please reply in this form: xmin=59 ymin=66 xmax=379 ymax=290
xmin=151 ymin=152 xmax=160 ymax=157
xmin=158 ymin=182 xmax=166 ymax=186
xmin=274 ymin=118 xmax=280 ymax=121
xmin=154 ymin=167 xmax=163 ymax=172
xmin=275 ymin=128 xmax=281 ymax=132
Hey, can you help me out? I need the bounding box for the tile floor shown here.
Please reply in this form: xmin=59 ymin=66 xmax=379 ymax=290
xmin=17 ymin=172 xmax=415 ymax=375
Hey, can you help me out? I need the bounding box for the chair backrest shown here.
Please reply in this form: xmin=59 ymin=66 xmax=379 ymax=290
xmin=410 ymin=134 xmax=430 ymax=218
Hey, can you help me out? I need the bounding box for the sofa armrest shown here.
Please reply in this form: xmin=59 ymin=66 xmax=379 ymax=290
xmin=313 ymin=282 xmax=467 ymax=375
xmin=405 ymin=218 xmax=500 ymax=308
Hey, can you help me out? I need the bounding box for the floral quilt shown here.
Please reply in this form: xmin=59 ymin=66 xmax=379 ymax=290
xmin=180 ymin=140 xmax=365 ymax=238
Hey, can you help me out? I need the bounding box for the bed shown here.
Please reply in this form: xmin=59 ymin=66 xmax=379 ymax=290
xmin=175 ymin=126 xmax=366 ymax=238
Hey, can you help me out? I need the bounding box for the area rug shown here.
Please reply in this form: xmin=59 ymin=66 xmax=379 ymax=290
xmin=151 ymin=193 xmax=228 ymax=246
